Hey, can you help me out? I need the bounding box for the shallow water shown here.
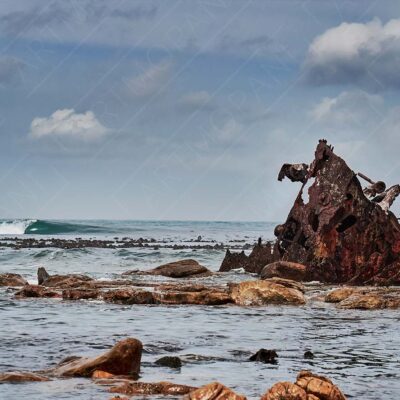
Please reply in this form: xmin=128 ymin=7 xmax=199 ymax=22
xmin=0 ymin=220 xmax=399 ymax=399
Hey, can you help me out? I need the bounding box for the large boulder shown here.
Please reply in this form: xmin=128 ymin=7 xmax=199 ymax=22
xmin=185 ymin=382 xmax=246 ymax=400
xmin=146 ymin=259 xmax=212 ymax=278
xmin=261 ymin=381 xmax=307 ymax=400
xmin=52 ymin=338 xmax=142 ymax=378
xmin=229 ymin=279 xmax=305 ymax=306
xmin=261 ymin=262 xmax=308 ymax=282
xmin=0 ymin=273 xmax=28 ymax=287
xmin=324 ymin=288 xmax=356 ymax=303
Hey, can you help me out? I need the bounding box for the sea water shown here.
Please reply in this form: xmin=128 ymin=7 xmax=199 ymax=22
xmin=0 ymin=220 xmax=399 ymax=399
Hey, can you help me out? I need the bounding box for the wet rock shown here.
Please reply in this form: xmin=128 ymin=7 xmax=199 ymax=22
xmin=260 ymin=261 xmax=308 ymax=282
xmin=0 ymin=371 xmax=50 ymax=383
xmin=338 ymin=291 xmax=400 ymax=310
xmin=229 ymin=279 xmax=305 ymax=306
xmin=146 ymin=259 xmax=212 ymax=278
xmin=261 ymin=381 xmax=307 ymax=400
xmin=324 ymin=288 xmax=356 ymax=303
xmin=295 ymin=370 xmax=346 ymax=400
xmin=155 ymin=356 xmax=182 ymax=368
xmin=249 ymin=349 xmax=278 ymax=364
xmin=154 ymin=290 xmax=233 ymax=305
xmin=62 ymin=289 xmax=100 ymax=300
xmin=92 ymin=370 xmax=115 ymax=379
xmin=0 ymin=273 xmax=28 ymax=287
xmin=304 ymin=351 xmax=314 ymax=359
xmin=38 ymin=267 xmax=93 ymax=288
xmin=103 ymin=289 xmax=155 ymax=305
xmin=52 ymin=338 xmax=142 ymax=378
xmin=109 ymin=381 xmax=196 ymax=396
xmin=14 ymin=284 xmax=60 ymax=298
xmin=185 ymin=382 xmax=246 ymax=400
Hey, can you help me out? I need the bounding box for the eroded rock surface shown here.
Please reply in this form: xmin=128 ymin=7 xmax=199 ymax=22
xmin=145 ymin=259 xmax=212 ymax=278
xmin=109 ymin=381 xmax=195 ymax=396
xmin=260 ymin=262 xmax=308 ymax=282
xmin=0 ymin=273 xmax=28 ymax=286
xmin=185 ymin=382 xmax=246 ymax=400
xmin=0 ymin=371 xmax=50 ymax=383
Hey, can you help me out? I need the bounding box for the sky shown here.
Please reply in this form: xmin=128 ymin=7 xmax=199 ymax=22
xmin=1 ymin=0 xmax=400 ymax=221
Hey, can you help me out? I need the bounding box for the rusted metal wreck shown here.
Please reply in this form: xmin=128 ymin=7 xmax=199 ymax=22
xmin=220 ymin=140 xmax=400 ymax=285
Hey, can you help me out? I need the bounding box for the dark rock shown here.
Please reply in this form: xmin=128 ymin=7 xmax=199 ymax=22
xmin=154 ymin=290 xmax=233 ymax=305
xmin=62 ymin=289 xmax=100 ymax=300
xmin=304 ymin=351 xmax=314 ymax=359
xmin=37 ymin=267 xmax=50 ymax=285
xmin=155 ymin=356 xmax=182 ymax=368
xmin=249 ymin=349 xmax=278 ymax=364
xmin=103 ymin=289 xmax=155 ymax=304
xmin=260 ymin=261 xmax=308 ymax=281
xmin=0 ymin=371 xmax=50 ymax=383
xmin=146 ymin=259 xmax=212 ymax=278
xmin=14 ymin=285 xmax=60 ymax=298
xmin=0 ymin=273 xmax=28 ymax=287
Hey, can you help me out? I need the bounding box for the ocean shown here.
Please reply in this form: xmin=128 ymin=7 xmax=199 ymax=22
xmin=0 ymin=220 xmax=399 ymax=399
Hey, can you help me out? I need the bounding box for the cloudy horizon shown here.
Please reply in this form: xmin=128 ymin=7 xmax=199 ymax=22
xmin=1 ymin=0 xmax=399 ymax=221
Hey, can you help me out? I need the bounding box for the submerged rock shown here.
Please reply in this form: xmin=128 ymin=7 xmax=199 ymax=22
xmin=146 ymin=259 xmax=212 ymax=278
xmin=249 ymin=349 xmax=278 ymax=364
xmin=0 ymin=371 xmax=50 ymax=383
xmin=229 ymin=279 xmax=305 ymax=306
xmin=109 ymin=381 xmax=195 ymax=396
xmin=0 ymin=273 xmax=28 ymax=287
xmin=185 ymin=382 xmax=246 ymax=400
xmin=220 ymin=140 xmax=400 ymax=285
xmin=155 ymin=356 xmax=182 ymax=368
xmin=260 ymin=261 xmax=308 ymax=282
xmin=52 ymin=338 xmax=142 ymax=378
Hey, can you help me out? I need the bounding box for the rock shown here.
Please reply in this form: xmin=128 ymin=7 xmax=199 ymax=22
xmin=103 ymin=289 xmax=155 ymax=304
xmin=0 ymin=371 xmax=50 ymax=383
xmin=147 ymin=259 xmax=212 ymax=278
xmin=0 ymin=273 xmax=28 ymax=287
xmin=304 ymin=351 xmax=314 ymax=359
xmin=38 ymin=267 xmax=93 ymax=288
xmin=249 ymin=349 xmax=278 ymax=364
xmin=92 ymin=370 xmax=115 ymax=379
xmin=261 ymin=381 xmax=307 ymax=400
xmin=229 ymin=279 xmax=306 ymax=306
xmin=324 ymin=288 xmax=356 ymax=303
xmin=14 ymin=285 xmax=60 ymax=298
xmin=109 ymin=381 xmax=196 ymax=396
xmin=185 ymin=382 xmax=246 ymax=400
xmin=295 ymin=370 xmax=346 ymax=400
xmin=261 ymin=262 xmax=308 ymax=282
xmin=154 ymin=290 xmax=233 ymax=305
xmin=37 ymin=267 xmax=50 ymax=285
xmin=52 ymin=338 xmax=142 ymax=378
xmin=338 ymin=291 xmax=400 ymax=310
xmin=155 ymin=356 xmax=182 ymax=368
xmin=62 ymin=289 xmax=100 ymax=300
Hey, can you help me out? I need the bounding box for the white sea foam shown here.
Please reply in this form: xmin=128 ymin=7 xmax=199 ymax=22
xmin=0 ymin=219 xmax=36 ymax=235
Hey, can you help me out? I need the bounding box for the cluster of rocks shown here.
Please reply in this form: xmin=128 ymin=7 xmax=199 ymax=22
xmin=0 ymin=337 xmax=346 ymax=400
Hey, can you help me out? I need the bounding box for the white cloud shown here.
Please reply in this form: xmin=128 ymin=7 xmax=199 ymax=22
xmin=30 ymin=109 xmax=108 ymax=140
xmin=304 ymin=18 xmax=400 ymax=88
xmin=126 ymin=60 xmax=173 ymax=98
xmin=311 ymin=90 xmax=383 ymax=126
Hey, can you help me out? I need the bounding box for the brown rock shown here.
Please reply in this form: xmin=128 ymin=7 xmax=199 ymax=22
xmin=154 ymin=290 xmax=233 ymax=305
xmin=338 ymin=293 xmax=386 ymax=310
xmin=261 ymin=262 xmax=308 ymax=282
xmin=110 ymin=381 xmax=195 ymax=396
xmin=62 ymin=289 xmax=100 ymax=300
xmin=103 ymin=288 xmax=155 ymax=304
xmin=0 ymin=371 xmax=50 ymax=383
xmin=14 ymin=285 xmax=60 ymax=298
xmin=261 ymin=382 xmax=307 ymax=400
xmin=296 ymin=370 xmax=346 ymax=400
xmin=53 ymin=338 xmax=142 ymax=378
xmin=229 ymin=279 xmax=305 ymax=306
xmin=0 ymin=273 xmax=28 ymax=287
xmin=324 ymin=288 xmax=356 ymax=303
xmin=185 ymin=382 xmax=246 ymax=400
xmin=147 ymin=259 xmax=212 ymax=278
xmin=38 ymin=267 xmax=93 ymax=288
xmin=92 ymin=370 xmax=115 ymax=379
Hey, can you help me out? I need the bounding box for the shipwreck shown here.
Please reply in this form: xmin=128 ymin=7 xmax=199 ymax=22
xmin=220 ymin=140 xmax=400 ymax=285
